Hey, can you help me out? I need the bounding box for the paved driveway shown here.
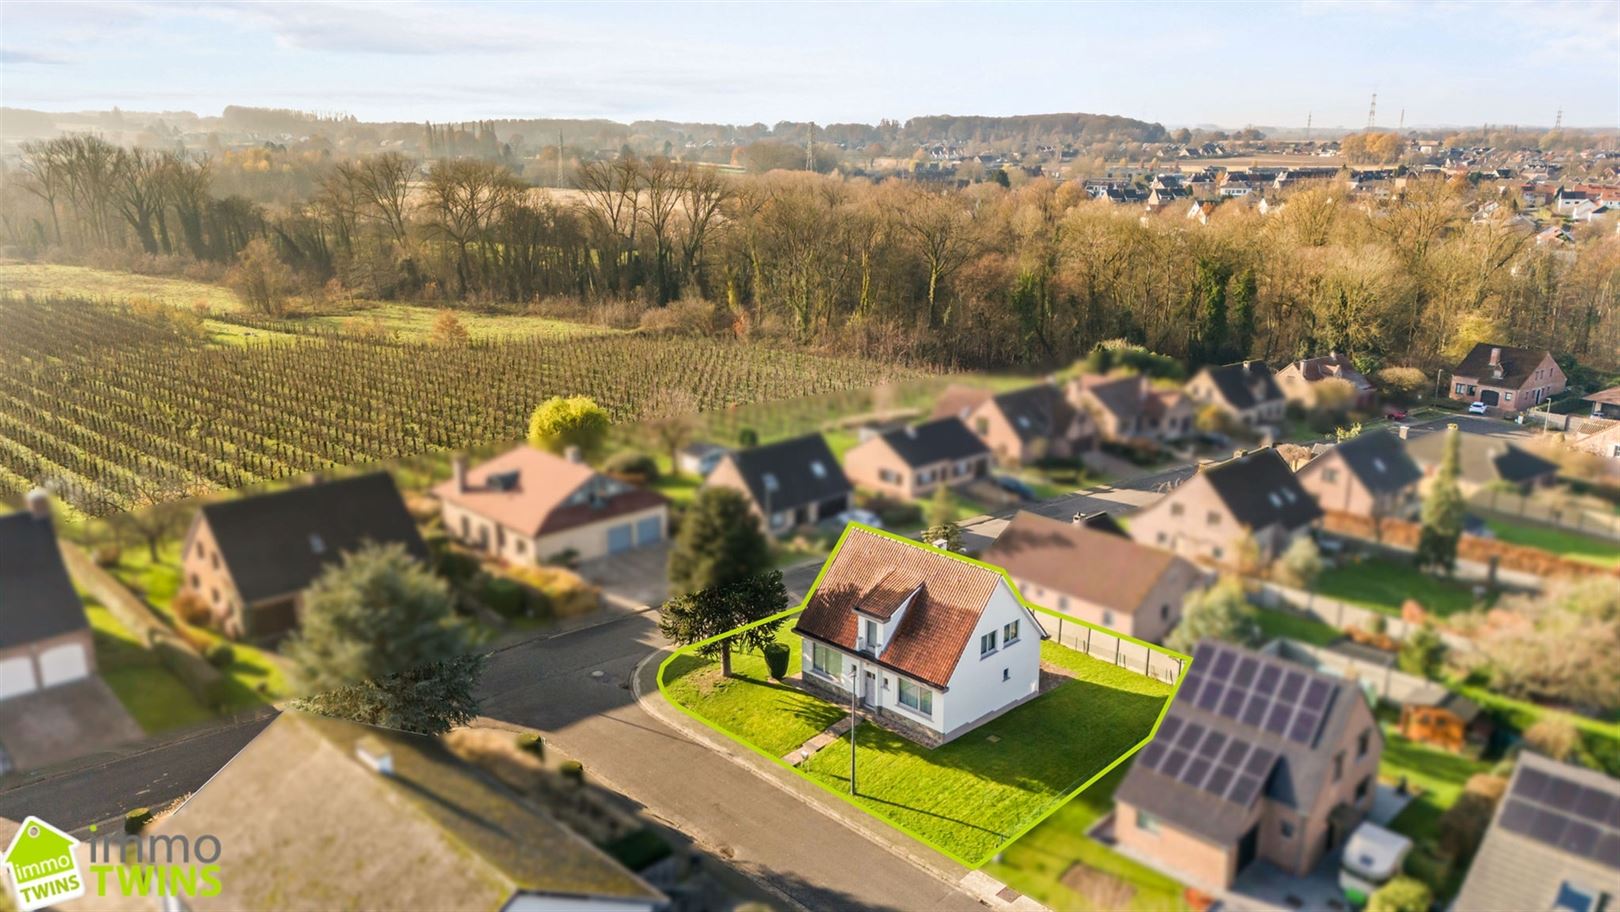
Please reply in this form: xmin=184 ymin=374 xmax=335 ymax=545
xmin=577 ymin=541 xmax=671 ymax=608
xmin=0 ymin=678 xmax=143 ymax=773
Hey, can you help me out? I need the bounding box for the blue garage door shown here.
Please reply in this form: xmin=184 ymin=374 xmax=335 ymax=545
xmin=607 ymin=523 xmax=634 ymax=554
xmin=636 ymin=516 xmax=662 ymax=545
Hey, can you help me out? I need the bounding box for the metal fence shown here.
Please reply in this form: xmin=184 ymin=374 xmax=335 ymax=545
xmin=1045 ymin=614 xmax=1185 ymax=685
xmin=1470 ymin=489 xmax=1620 ymax=541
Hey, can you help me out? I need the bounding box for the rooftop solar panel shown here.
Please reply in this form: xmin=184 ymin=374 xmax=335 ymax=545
xmin=1529 ymin=808 xmax=1569 ymax=845
xmin=1598 ymin=833 xmax=1620 ymax=869
xmin=1288 ymin=713 xmax=1319 ymax=744
xmin=1199 ymin=731 xmax=1228 ymax=759
xmin=1255 ymin=664 xmax=1281 ymax=694
xmin=1206 ymin=766 xmax=1234 ymax=796
xmin=1220 ymin=688 xmax=1247 ymax=717
xmin=1548 ymin=777 xmax=1580 ymax=809
xmin=1233 ymin=656 xmax=1258 ymax=687
xmin=1196 ymin=681 xmax=1223 ymax=711
xmin=1179 ymin=723 xmax=1207 ymax=751
xmin=1264 ymin=704 xmax=1292 ymax=735
xmin=1302 ymin=679 xmax=1332 ymax=711
xmin=1560 ymin=820 xmax=1599 ymax=856
xmin=1138 ymin=741 xmax=1167 ymax=770
xmin=1279 ymin=670 xmax=1305 ymax=701
xmin=1516 ymin=767 xmax=1551 ymax=802
xmin=1499 ymin=759 xmax=1620 ymax=870
xmin=1211 ymin=648 xmax=1237 ymax=679
xmin=1241 ymin=694 xmax=1269 ymax=727
xmin=1177 ymin=677 xmax=1203 ymax=707
xmin=1499 ymin=799 xmax=1537 ymax=834
xmin=1162 ymin=749 xmax=1189 ymax=779
xmin=1244 ymin=748 xmax=1275 ymax=777
xmin=1229 ymin=775 xmax=1261 ymax=806
xmin=1221 ymin=739 xmax=1249 ymax=766
xmin=1574 ymin=788 xmax=1613 ymax=824
xmin=1185 ymin=757 xmax=1212 ymax=788
xmin=1158 ymin=716 xmax=1183 ymax=743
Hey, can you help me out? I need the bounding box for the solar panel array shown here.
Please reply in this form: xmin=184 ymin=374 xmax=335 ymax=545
xmin=1497 ymin=761 xmax=1620 ymax=871
xmin=1174 ymin=642 xmax=1338 ymax=747
xmin=1135 ymin=713 xmax=1278 ymax=808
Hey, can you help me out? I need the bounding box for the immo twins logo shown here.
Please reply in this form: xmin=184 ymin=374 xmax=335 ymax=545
xmin=3 ymin=816 xmax=224 ymax=911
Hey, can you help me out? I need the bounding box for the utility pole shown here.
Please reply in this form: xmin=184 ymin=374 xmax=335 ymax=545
xmin=849 ymin=658 xmax=858 ymax=794
xmin=1305 ymin=111 xmax=1313 ymax=143
xmin=806 ymin=121 xmax=815 ymax=172
xmin=1554 ymin=108 xmax=1563 ymax=131
xmin=1367 ymin=92 xmax=1378 ymax=130
xmin=1398 ymin=108 xmax=1405 ymax=132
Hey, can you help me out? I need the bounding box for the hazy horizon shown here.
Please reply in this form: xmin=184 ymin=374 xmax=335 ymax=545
xmin=2 ymin=0 xmax=1616 ymax=131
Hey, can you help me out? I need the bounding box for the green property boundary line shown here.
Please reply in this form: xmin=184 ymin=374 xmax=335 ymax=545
xmin=656 ymin=521 xmax=1192 ymax=868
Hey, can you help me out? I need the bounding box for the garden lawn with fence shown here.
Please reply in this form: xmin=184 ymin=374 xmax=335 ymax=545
xmin=1314 ymin=558 xmax=1479 ymax=617
xmin=1482 ymin=517 xmax=1620 ymax=569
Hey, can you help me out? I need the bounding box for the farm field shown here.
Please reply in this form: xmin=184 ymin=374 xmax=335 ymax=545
xmin=0 ymin=293 xmax=918 ymax=517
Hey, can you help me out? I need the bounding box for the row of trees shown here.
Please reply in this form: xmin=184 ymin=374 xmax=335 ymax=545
xmin=5 ymin=137 xmax=1617 ymax=372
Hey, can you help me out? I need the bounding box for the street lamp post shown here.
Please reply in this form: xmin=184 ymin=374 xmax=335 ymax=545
xmin=849 ymin=658 xmax=859 ymax=794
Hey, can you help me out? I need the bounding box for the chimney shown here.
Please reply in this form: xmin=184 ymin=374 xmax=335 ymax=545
xmin=1488 ymin=346 xmax=1501 ymax=366
xmin=355 ymin=737 xmax=394 ymax=776
xmin=1234 ymin=449 xmax=1247 ymax=460
xmin=25 ymin=488 xmax=51 ymax=523
xmin=1397 ymin=424 xmax=1410 ymax=440
xmin=451 ymin=454 xmax=468 ymax=493
xmin=564 ymin=445 xmax=583 ymax=464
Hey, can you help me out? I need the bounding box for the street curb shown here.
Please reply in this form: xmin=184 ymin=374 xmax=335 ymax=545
xmin=632 ymin=651 xmax=1048 ymax=911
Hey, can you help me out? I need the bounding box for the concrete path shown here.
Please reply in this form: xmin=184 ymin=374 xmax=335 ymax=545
xmin=782 ymin=715 xmax=854 ymax=767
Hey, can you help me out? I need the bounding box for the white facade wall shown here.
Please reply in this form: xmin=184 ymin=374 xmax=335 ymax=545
xmin=439 ymin=500 xmax=666 ymax=564
xmin=939 ymin=582 xmax=1041 ymax=737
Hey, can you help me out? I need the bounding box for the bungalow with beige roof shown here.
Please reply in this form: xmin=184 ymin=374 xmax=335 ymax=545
xmin=983 ymin=511 xmax=1206 ymax=643
xmin=794 ymin=527 xmax=1047 ymax=746
xmin=932 ymin=383 xmax=1094 ymax=466
xmin=843 ymin=418 xmax=991 ymax=502
xmin=435 ymin=445 xmax=667 ymax=564
xmin=1129 ymin=448 xmax=1323 ymax=565
xmin=1275 ymin=352 xmax=1376 ymax=411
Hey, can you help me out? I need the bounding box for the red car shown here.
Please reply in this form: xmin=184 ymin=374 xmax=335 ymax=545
xmin=1384 ymin=408 xmax=1408 ymax=420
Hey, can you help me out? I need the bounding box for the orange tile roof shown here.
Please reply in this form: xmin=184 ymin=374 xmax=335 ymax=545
xmin=432 ymin=445 xmax=664 ymax=538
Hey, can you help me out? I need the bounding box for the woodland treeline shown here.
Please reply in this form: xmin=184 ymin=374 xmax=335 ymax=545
xmin=3 ymin=133 xmax=1616 ymax=373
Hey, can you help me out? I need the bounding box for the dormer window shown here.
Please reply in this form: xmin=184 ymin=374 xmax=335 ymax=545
xmin=309 ymin=533 xmax=326 ymax=555
xmin=863 ymin=619 xmax=879 ymax=651
xmin=762 ymin=472 xmax=780 ymax=493
xmin=810 ymin=461 xmax=827 ymax=480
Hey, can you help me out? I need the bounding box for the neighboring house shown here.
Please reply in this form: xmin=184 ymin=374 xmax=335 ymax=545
xmin=792 ymin=527 xmax=1048 ymax=746
xmin=1569 ymin=419 xmax=1620 ymax=461
xmin=0 ymin=491 xmax=95 ymax=701
xmin=434 ymin=445 xmax=667 ymax=564
xmin=983 ymin=511 xmax=1205 ymax=643
xmin=181 ymin=472 xmax=428 ymax=643
xmin=1448 ymin=343 xmax=1567 ymax=412
xmin=1405 ymin=430 xmax=1561 ymax=496
xmin=1185 ymin=361 xmax=1288 ymax=428
xmin=703 ymin=433 xmax=852 ymax=537
xmin=1130 ymin=448 xmax=1324 ymax=565
xmin=1114 ymin=641 xmax=1384 ymax=890
xmin=133 ymin=711 xmax=668 ymax=911
xmin=1584 ymin=386 xmax=1620 ymax=421
xmin=1397 ymin=683 xmax=1492 ymax=755
xmin=1296 ymin=429 xmax=1423 ymax=520
xmin=676 ymin=441 xmax=731 ymax=478
xmin=933 ymin=383 xmax=1094 ymax=466
xmin=1274 ymin=352 xmax=1376 ymax=411
xmin=1070 ymin=374 xmax=1197 ymax=444
xmin=1453 ymin=752 xmax=1619 ymax=912
xmin=843 ymin=418 xmax=992 ymax=502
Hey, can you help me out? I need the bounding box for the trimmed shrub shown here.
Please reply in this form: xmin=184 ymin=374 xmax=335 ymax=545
xmin=434 ymin=548 xmax=482 ymax=586
xmin=124 ymin=807 xmax=154 ymax=834
xmin=762 ymin=642 xmax=790 ymax=680
xmin=560 ymin=760 xmax=585 ymax=785
xmin=604 ymin=450 xmax=660 ymax=484
xmin=517 ymin=732 xmax=545 ymax=760
xmin=204 ymin=641 xmax=236 ymax=669
xmin=738 ymin=427 xmax=759 ymax=447
xmin=1367 ymin=876 xmax=1432 ymax=912
xmin=92 ymin=543 xmax=122 ymax=567
xmin=479 ymin=574 xmax=528 ymax=618
xmin=172 ymin=589 xmax=212 ymax=627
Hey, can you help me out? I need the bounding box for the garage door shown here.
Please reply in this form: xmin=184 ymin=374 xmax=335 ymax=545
xmin=0 ymin=657 xmax=37 ymax=701
xmin=635 ymin=516 xmax=662 ymax=546
xmin=607 ymin=523 xmax=634 ymax=555
xmin=38 ymin=644 xmax=90 ymax=688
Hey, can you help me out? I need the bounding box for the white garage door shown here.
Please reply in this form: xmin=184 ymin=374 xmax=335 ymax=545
xmin=38 ymin=644 xmax=90 ymax=688
xmin=0 ymin=656 xmax=37 ymax=701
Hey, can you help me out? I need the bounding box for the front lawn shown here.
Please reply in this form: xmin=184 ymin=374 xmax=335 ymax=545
xmin=663 ymin=632 xmax=1173 ymax=864
xmin=984 ymin=765 xmax=1186 ymax=912
xmin=1255 ymin=608 xmax=1343 ymax=647
xmin=662 ymin=632 xmax=845 ymax=757
xmin=1482 ymin=517 xmax=1620 ymax=568
xmin=1315 ymin=558 xmax=1479 ymax=617
xmin=84 ymin=598 xmax=215 ymax=734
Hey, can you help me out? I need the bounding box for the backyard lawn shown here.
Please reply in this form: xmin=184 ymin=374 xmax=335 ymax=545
xmin=663 ymin=630 xmax=1173 ymax=864
xmin=1315 ymin=558 xmax=1479 ymax=617
xmin=1378 ymin=726 xmax=1494 ymax=899
xmin=84 ymin=598 xmax=215 ymax=734
xmin=1255 ymin=608 xmax=1343 ymax=647
xmin=1482 ymin=517 xmax=1620 ymax=568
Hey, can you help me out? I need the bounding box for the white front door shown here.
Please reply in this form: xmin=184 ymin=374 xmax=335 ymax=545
xmin=38 ymin=644 xmax=90 ymax=688
xmin=0 ymin=656 xmax=38 ymax=701
xmin=862 ymin=670 xmax=877 ymax=708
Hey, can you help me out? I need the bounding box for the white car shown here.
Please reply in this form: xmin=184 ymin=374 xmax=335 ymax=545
xmin=1468 ymin=401 xmax=1489 ymax=415
xmin=834 ymin=508 xmax=883 ymax=529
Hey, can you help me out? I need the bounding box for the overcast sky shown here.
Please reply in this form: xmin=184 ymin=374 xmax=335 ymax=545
xmin=2 ymin=1 xmax=1616 ymax=129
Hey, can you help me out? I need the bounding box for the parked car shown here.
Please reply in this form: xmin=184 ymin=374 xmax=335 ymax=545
xmin=1384 ymin=408 xmax=1408 ymax=420
xmin=833 ymin=508 xmax=883 ymax=529
xmin=992 ymin=475 xmax=1036 ymax=500
xmin=1468 ymin=401 xmax=1489 ymax=415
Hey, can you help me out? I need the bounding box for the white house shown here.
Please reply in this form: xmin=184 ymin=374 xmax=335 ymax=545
xmin=792 ymin=526 xmax=1047 ymax=746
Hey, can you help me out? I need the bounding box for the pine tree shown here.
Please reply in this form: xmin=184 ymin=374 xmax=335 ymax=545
xmin=668 ymin=487 xmax=772 ymax=596
xmin=1228 ymin=267 xmax=1257 ymax=360
xmin=1193 ymin=259 xmax=1228 ymax=365
xmin=1417 ymin=424 xmax=1465 ymax=573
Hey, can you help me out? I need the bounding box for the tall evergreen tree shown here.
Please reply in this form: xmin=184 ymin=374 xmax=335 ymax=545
xmin=1193 ymin=259 xmax=1229 ymax=364
xmin=660 ymin=571 xmax=789 ymax=676
xmin=668 ymin=487 xmax=772 ymax=596
xmin=1228 ymin=267 xmax=1257 ymax=360
xmin=1416 ymin=424 xmax=1465 ymax=573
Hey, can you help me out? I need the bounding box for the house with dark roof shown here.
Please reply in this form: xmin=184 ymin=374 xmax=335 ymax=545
xmin=1583 ymin=385 xmax=1620 ymax=421
xmin=842 ymin=418 xmax=992 ymax=502
xmin=1070 ymin=374 xmax=1197 ymax=444
xmin=1186 ymin=361 xmax=1288 ymax=429
xmin=1274 ymin=352 xmax=1377 ymax=411
xmin=0 ymin=493 xmax=95 ymax=703
xmin=793 ymin=527 xmax=1047 ymax=746
xmin=133 ymin=711 xmax=667 ymax=911
xmin=1453 ymin=752 xmax=1619 ymax=912
xmin=181 ymin=472 xmax=429 ymax=643
xmin=1405 ymin=428 xmax=1560 ymax=496
xmin=932 ymin=383 xmax=1094 ymax=466
xmin=434 ymin=446 xmax=666 ymax=564
xmin=1130 ymin=448 xmax=1323 ymax=565
xmin=983 ymin=511 xmax=1206 ymax=643
xmin=1113 ymin=641 xmax=1383 ymax=890
xmin=1296 ymin=429 xmax=1423 ymax=520
xmin=703 ymin=434 xmax=852 ymax=537
xmin=1448 ymin=343 xmax=1566 ymax=412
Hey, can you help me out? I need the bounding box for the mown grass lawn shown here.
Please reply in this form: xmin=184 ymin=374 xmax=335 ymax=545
xmin=665 ymin=632 xmax=1172 ymax=864
xmin=662 ymin=632 xmax=846 ymax=757
xmin=984 ymin=765 xmax=1186 ymax=912
xmin=84 ymin=598 xmax=215 ymax=734
xmin=1483 ymin=517 xmax=1620 ymax=568
xmin=1378 ymin=727 xmax=1494 ymax=899
xmin=1315 ymin=558 xmax=1479 ymax=617
xmin=1255 ymin=608 xmax=1343 ymax=646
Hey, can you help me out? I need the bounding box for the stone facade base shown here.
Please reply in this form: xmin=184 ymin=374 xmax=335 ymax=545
xmin=795 ymin=671 xmax=1046 ymax=749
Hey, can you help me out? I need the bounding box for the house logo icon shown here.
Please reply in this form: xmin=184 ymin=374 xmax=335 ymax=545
xmin=3 ymin=816 xmax=86 ymax=911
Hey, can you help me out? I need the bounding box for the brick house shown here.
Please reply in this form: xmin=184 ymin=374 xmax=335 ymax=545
xmin=434 ymin=445 xmax=667 ymax=564
xmin=843 ymin=418 xmax=992 ymax=502
xmin=982 ymin=511 xmax=1206 ymax=644
xmin=793 ymin=527 xmax=1047 ymax=746
xmin=181 ymin=472 xmax=428 ymax=643
xmin=1129 ymin=448 xmax=1323 ymax=565
xmin=703 ymin=434 xmax=852 ymax=537
xmin=933 ymin=383 xmax=1094 ymax=466
xmin=0 ymin=492 xmax=96 ymax=701
xmin=1114 ymin=641 xmax=1384 ymax=890
xmin=1274 ymin=352 xmax=1376 ymax=411
xmin=1295 ymin=429 xmax=1423 ymax=520
xmin=1185 ymin=361 xmax=1288 ymax=428
xmin=1448 ymin=343 xmax=1566 ymax=412
xmin=1069 ymin=374 xmax=1197 ymax=444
